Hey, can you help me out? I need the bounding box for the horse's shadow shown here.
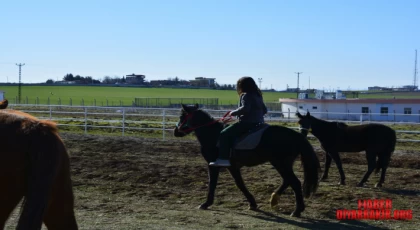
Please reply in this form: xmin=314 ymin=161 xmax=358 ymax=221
xmin=234 ymin=208 xmax=389 ymax=230
xmin=379 ymin=188 xmax=420 ymax=196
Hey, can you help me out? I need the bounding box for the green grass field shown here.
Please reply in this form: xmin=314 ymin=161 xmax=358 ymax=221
xmin=0 ymin=85 xmax=295 ymax=106
xmin=1 ymin=85 xmax=420 ymax=106
xmin=359 ymin=91 xmax=420 ymax=99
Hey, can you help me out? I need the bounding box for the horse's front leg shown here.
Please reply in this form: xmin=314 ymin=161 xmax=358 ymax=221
xmin=199 ymin=166 xmax=220 ymax=210
xmin=357 ymin=151 xmax=376 ymax=187
xmin=228 ymin=167 xmax=258 ymax=210
xmin=320 ymin=153 xmax=332 ymax=181
xmin=329 ymin=151 xmax=346 ymax=185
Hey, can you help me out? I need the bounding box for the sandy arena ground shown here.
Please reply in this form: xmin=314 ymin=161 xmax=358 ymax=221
xmin=5 ymin=133 xmax=420 ymax=230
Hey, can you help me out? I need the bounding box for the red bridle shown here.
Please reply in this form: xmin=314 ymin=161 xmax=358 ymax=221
xmin=177 ymin=111 xmax=234 ymax=133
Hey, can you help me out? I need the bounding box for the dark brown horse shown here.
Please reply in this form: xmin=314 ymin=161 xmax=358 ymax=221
xmin=0 ymin=99 xmax=78 ymax=230
xmin=173 ymin=104 xmax=320 ymax=217
xmin=297 ymin=112 xmax=396 ymax=188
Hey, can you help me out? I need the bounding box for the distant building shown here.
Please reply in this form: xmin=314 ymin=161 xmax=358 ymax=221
xmin=315 ymin=90 xmax=346 ymax=100
xmin=398 ymin=85 xmax=418 ymax=91
xmin=286 ymin=87 xmax=300 ymax=92
xmin=279 ymin=98 xmax=420 ymax=122
xmin=149 ymin=79 xmax=190 ymax=86
xmin=189 ymin=77 xmax=215 ymax=87
xmin=126 ymin=74 xmax=146 ymax=84
xmin=368 ymin=86 xmax=384 ymax=91
xmin=368 ymin=85 xmax=418 ymax=91
xmin=55 ymin=81 xmax=76 ymax=84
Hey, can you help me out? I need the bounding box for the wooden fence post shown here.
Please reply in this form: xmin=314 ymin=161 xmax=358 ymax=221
xmin=122 ymin=108 xmax=126 ymax=136
xmin=162 ymin=109 xmax=166 ymax=141
xmin=84 ymin=107 xmax=88 ymax=135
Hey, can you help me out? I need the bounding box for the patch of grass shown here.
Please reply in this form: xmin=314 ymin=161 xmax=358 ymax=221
xmin=359 ymin=91 xmax=420 ymax=99
xmin=1 ymin=85 xmax=291 ymax=106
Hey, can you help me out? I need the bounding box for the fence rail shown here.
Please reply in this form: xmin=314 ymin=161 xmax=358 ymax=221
xmin=5 ymin=103 xmax=420 ymax=142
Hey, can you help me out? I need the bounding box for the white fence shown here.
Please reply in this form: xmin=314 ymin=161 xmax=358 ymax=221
xmin=281 ymin=108 xmax=420 ymax=124
xmin=6 ymin=103 xmax=420 ymax=143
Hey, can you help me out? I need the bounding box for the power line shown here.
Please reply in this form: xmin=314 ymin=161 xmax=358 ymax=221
xmin=16 ymin=63 xmax=25 ymax=104
xmin=295 ymin=72 xmax=302 ymax=98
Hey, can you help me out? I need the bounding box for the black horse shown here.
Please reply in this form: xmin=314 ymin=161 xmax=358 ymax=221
xmin=297 ymin=112 xmax=396 ymax=188
xmin=173 ymin=104 xmax=320 ymax=217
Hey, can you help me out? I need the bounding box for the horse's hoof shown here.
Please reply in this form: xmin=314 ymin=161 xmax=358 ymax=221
xmin=249 ymin=204 xmax=258 ymax=211
xmin=320 ymin=176 xmax=328 ymax=181
xmin=198 ymin=204 xmax=208 ymax=210
xmin=375 ymin=183 xmax=383 ymax=188
xmin=356 ymin=183 xmax=364 ymax=187
xmin=339 ymin=181 xmax=346 ymax=185
xmin=270 ymin=193 xmax=279 ymax=207
xmin=290 ymin=211 xmax=301 ymax=217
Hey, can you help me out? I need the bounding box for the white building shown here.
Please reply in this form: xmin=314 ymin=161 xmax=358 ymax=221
xmin=279 ymin=98 xmax=420 ymax=123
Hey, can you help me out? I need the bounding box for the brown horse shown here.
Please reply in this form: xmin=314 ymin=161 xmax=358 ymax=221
xmin=0 ymin=99 xmax=7 ymax=109
xmin=0 ymin=100 xmax=78 ymax=230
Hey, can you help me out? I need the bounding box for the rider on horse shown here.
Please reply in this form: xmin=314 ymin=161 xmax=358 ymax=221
xmin=209 ymin=77 xmax=267 ymax=167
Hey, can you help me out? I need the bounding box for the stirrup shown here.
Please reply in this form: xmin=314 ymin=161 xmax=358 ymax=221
xmin=209 ymin=159 xmax=231 ymax=167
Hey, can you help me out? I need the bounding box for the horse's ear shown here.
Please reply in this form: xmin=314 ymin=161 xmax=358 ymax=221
xmin=306 ymin=111 xmax=311 ymax=117
xmin=296 ymin=112 xmax=303 ymax=118
xmin=181 ymin=104 xmax=188 ymax=111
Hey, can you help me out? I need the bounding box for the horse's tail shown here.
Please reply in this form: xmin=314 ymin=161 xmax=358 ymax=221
xmin=0 ymin=99 xmax=8 ymax=109
xmin=375 ymin=128 xmax=396 ymax=174
xmin=16 ymin=121 xmax=61 ymax=230
xmin=300 ymin=139 xmax=321 ymax=198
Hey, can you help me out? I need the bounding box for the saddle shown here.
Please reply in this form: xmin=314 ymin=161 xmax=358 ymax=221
xmin=233 ymin=123 xmax=269 ymax=150
xmin=337 ymin=122 xmax=348 ymax=129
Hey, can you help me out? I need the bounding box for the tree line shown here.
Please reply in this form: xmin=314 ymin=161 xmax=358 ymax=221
xmin=45 ymin=73 xmax=236 ymax=89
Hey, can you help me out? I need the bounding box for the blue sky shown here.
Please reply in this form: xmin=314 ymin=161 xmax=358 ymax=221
xmin=1 ymin=0 xmax=419 ymax=90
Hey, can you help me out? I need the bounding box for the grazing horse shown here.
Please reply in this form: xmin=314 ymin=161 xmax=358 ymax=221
xmin=173 ymin=104 xmax=320 ymax=217
xmin=297 ymin=112 xmax=396 ymax=188
xmin=0 ymin=99 xmax=78 ymax=230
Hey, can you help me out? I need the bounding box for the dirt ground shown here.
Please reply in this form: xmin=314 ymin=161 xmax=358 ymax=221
xmin=5 ymin=133 xmax=420 ymax=230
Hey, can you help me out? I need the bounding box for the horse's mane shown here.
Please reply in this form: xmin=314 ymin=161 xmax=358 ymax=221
xmin=197 ymin=109 xmax=214 ymax=119
xmin=309 ymin=115 xmax=349 ymax=133
xmin=181 ymin=108 xmax=214 ymax=120
xmin=0 ymin=109 xmax=59 ymax=135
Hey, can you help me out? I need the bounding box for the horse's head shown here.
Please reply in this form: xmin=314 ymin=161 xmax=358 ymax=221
xmin=296 ymin=111 xmax=312 ymax=137
xmin=0 ymin=99 xmax=8 ymax=109
xmin=173 ymin=103 xmax=213 ymax=137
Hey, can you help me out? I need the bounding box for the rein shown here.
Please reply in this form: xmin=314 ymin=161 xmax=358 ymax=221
xmin=178 ymin=111 xmax=234 ymax=133
xmin=299 ymin=126 xmax=312 ymax=132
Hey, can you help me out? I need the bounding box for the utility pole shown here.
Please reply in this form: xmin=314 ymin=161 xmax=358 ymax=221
xmin=16 ymin=63 xmax=25 ymax=104
xmin=414 ymin=49 xmax=418 ymax=90
xmin=309 ymin=76 xmax=311 ymax=91
xmin=258 ymin=78 xmax=262 ymax=89
xmin=295 ymin=72 xmax=302 ymax=98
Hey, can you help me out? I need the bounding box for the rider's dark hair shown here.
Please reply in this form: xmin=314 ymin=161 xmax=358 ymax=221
xmin=236 ymin=76 xmax=262 ymax=96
